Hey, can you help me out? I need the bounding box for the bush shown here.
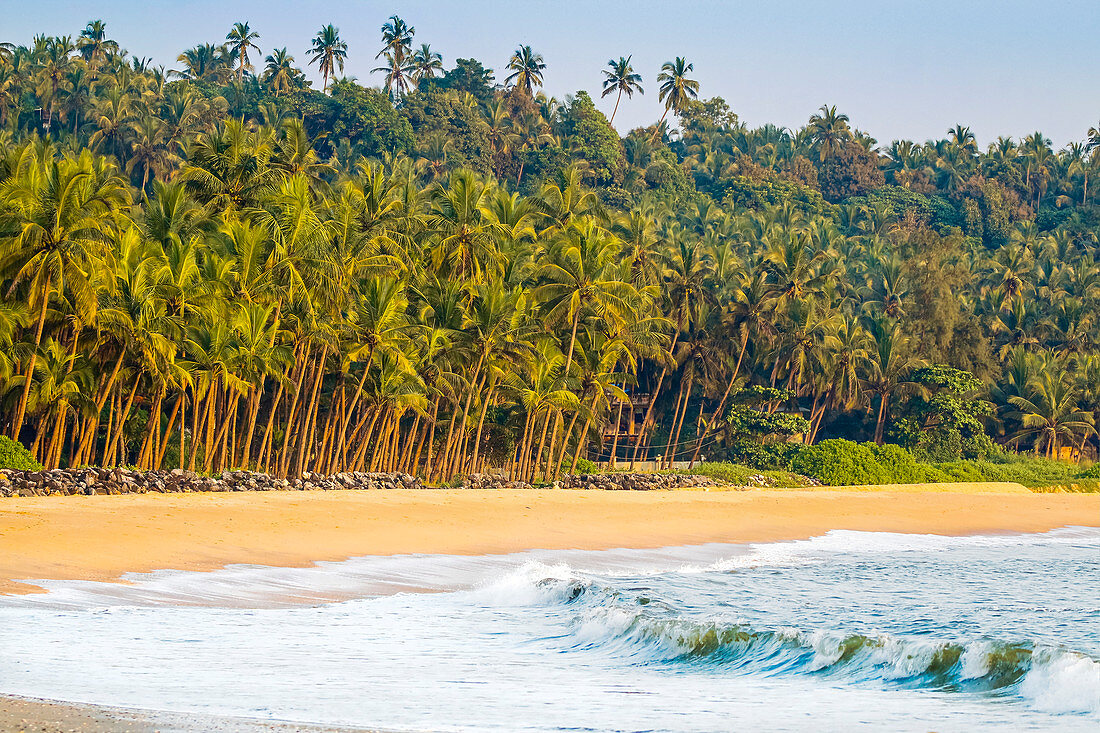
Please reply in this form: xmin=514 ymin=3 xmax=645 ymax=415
xmin=871 ymin=443 xmax=952 ymax=483
xmin=0 ymin=436 xmax=42 ymax=470
xmin=1077 ymin=464 xmax=1100 ymax=479
xmin=792 ymin=439 xmax=890 ymax=486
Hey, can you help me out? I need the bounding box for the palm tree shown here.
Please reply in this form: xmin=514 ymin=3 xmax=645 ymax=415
xmin=378 ymin=15 xmax=414 ymax=61
xmin=601 ymin=56 xmax=643 ymax=124
xmin=807 ymin=105 xmax=851 ymax=160
xmin=505 ymin=45 xmax=546 ymax=97
xmin=307 ymin=24 xmax=347 ymax=93
xmin=1008 ymin=370 xmax=1096 ymax=458
xmin=226 ymin=22 xmax=261 ymax=82
xmin=264 ymin=48 xmax=298 ymax=96
xmin=410 ymin=44 xmax=443 ymax=83
xmin=372 ymin=52 xmax=414 ymax=101
xmin=654 ymin=57 xmax=699 ymax=140
xmin=861 ymin=316 xmax=922 ymax=444
xmin=0 ymin=150 xmax=130 ymax=439
xmin=77 ymin=20 xmax=117 ymax=77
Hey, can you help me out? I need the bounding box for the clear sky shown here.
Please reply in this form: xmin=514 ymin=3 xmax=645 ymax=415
xmin=5 ymin=0 xmax=1098 ymax=147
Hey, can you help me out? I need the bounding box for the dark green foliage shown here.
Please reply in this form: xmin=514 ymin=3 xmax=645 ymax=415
xmin=895 ymin=366 xmax=995 ymax=461
xmin=428 ymin=58 xmax=495 ymax=107
xmin=558 ymin=91 xmax=625 ymax=186
xmin=296 ymin=82 xmax=413 ymax=158
xmin=0 ymin=436 xmax=42 ymax=470
xmin=720 ymin=174 xmax=833 ymax=217
xmin=817 ymin=141 xmax=885 ymax=201
xmin=402 ymin=89 xmax=493 ymax=173
xmin=791 ymin=439 xmax=891 ymax=485
xmin=719 ymin=386 xmax=811 ymax=468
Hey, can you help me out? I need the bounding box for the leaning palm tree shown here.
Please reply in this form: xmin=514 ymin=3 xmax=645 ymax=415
xmin=601 ymin=56 xmax=643 ymax=124
xmin=654 ymin=57 xmax=699 ymax=141
xmin=306 ymin=24 xmax=347 ymax=93
xmin=505 ymin=45 xmax=546 ymax=97
xmin=226 ymin=21 xmax=261 ymax=82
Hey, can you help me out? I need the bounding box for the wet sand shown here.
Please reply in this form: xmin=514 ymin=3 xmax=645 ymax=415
xmin=2 ymin=483 xmax=1096 ymax=595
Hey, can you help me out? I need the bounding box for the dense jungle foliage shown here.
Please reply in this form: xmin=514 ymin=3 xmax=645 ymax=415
xmin=0 ymin=18 xmax=1096 ymax=480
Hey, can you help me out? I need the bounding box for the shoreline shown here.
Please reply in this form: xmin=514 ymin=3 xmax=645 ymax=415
xmin=0 ymin=693 xmax=386 ymax=733
xmin=2 ymin=484 xmax=1096 ymax=595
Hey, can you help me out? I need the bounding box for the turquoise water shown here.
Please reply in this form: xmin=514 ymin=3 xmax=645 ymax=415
xmin=1 ymin=528 xmax=1097 ymax=731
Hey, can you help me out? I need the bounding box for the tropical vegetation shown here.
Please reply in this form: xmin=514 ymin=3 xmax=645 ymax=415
xmin=0 ymin=19 xmax=1097 ymax=483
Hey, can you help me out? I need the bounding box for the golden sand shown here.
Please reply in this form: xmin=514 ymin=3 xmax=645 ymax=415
xmin=1 ymin=484 xmax=1096 ymax=595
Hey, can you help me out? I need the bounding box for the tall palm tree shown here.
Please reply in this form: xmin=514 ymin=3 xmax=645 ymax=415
xmin=601 ymin=56 xmax=643 ymax=124
xmin=654 ymin=57 xmax=699 ymax=141
xmin=77 ymin=20 xmax=117 ymax=76
xmin=0 ymin=150 xmax=130 ymax=439
xmin=307 ymin=24 xmax=347 ymax=93
xmin=505 ymin=45 xmax=546 ymax=97
xmin=226 ymin=22 xmax=261 ymax=82
xmin=378 ymin=15 xmax=414 ymax=61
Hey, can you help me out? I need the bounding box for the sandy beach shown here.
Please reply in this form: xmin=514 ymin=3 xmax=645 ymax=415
xmin=2 ymin=483 xmax=1098 ymax=732
xmin=2 ymin=483 xmax=1096 ymax=595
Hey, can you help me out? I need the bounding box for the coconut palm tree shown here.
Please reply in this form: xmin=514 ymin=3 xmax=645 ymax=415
xmin=306 ymin=24 xmax=347 ymax=93
xmin=226 ymin=22 xmax=261 ymax=82
xmin=263 ymin=48 xmax=298 ymax=96
xmin=807 ymin=105 xmax=851 ymax=160
xmin=654 ymin=57 xmax=699 ymax=141
xmin=1008 ymin=369 xmax=1096 ymax=458
xmin=601 ymin=56 xmax=643 ymax=124
xmin=0 ymin=149 xmax=130 ymax=439
xmin=410 ymin=44 xmax=443 ymax=83
xmin=505 ymin=45 xmax=546 ymax=97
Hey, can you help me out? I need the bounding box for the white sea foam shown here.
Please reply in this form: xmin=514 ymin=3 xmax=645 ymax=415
xmin=1019 ymin=649 xmax=1100 ymax=715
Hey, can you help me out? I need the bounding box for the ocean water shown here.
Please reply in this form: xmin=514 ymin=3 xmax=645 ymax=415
xmin=1 ymin=528 xmax=1098 ymax=732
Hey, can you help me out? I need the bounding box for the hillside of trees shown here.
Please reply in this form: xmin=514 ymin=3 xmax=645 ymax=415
xmin=0 ymin=18 xmax=1097 ymax=479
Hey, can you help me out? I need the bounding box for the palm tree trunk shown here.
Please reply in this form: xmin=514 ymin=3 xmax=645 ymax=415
xmin=668 ymin=374 xmax=695 ymax=468
xmin=531 ymin=408 xmax=553 ymax=483
xmin=295 ymin=345 xmax=329 ymax=477
xmin=689 ymin=331 xmax=749 ymax=465
xmin=609 ymin=398 xmax=625 ymax=467
xmin=469 ymin=382 xmax=496 ymax=473
xmin=873 ymin=391 xmax=889 ymax=445
xmin=106 ymin=373 xmax=142 ymax=465
xmin=11 ymin=273 xmax=51 ymax=440
xmin=663 ymin=378 xmax=688 ymax=468
xmin=609 ymin=90 xmax=623 ymax=124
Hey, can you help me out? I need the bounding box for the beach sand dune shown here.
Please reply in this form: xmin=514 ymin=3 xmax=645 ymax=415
xmin=1 ymin=484 xmax=1096 ymax=595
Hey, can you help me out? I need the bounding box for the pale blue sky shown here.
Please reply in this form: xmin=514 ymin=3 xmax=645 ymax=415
xmin=4 ymin=0 xmax=1097 ymax=147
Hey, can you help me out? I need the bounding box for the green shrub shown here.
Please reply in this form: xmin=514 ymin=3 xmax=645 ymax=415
xmin=572 ymin=457 xmax=599 ymax=474
xmin=1077 ymin=464 xmax=1100 ymax=479
xmin=792 ymin=439 xmax=890 ymax=486
xmin=871 ymin=443 xmax=952 ymax=483
xmin=0 ymin=436 xmax=42 ymax=471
